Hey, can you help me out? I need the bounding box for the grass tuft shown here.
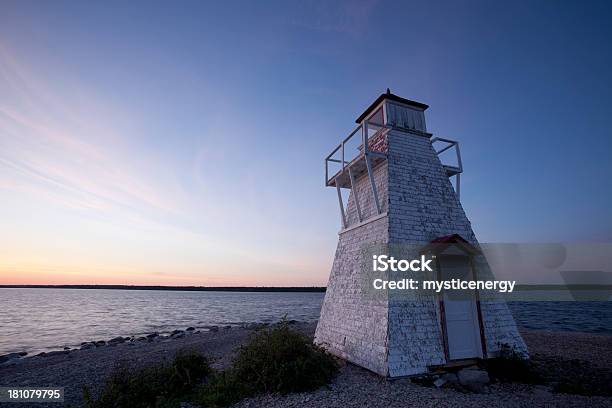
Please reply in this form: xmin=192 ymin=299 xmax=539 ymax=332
xmin=485 ymin=343 xmax=544 ymax=385
xmin=196 ymin=320 xmax=338 ymax=407
xmin=83 ymin=350 xmax=211 ymax=408
xmin=83 ymin=322 xmax=337 ymax=408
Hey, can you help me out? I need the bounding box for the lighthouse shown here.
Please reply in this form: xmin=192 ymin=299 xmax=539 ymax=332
xmin=315 ymin=90 xmax=527 ymax=377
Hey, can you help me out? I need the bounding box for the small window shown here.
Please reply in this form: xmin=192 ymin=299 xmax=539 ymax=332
xmin=368 ymin=106 xmax=384 ymax=126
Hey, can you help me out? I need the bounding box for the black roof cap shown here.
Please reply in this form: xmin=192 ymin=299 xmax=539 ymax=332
xmin=356 ymin=89 xmax=429 ymax=123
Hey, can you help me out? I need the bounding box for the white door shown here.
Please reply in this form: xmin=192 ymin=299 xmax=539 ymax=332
xmin=439 ymin=255 xmax=483 ymax=360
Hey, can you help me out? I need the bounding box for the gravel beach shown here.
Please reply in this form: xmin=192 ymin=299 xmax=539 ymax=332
xmin=0 ymin=323 xmax=610 ymax=408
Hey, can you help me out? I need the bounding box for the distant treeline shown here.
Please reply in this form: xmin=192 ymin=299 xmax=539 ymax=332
xmin=2 ymin=284 xmax=608 ymax=292
xmin=0 ymin=284 xmax=326 ymax=292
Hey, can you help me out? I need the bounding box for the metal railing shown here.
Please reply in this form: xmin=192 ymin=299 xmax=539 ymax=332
xmin=431 ymin=137 xmax=463 ymax=199
xmin=324 ymin=120 xmax=387 ymax=186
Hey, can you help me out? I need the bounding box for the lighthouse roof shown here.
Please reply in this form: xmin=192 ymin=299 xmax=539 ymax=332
xmin=356 ymin=91 xmax=429 ymax=124
xmin=421 ymin=234 xmax=481 ymax=256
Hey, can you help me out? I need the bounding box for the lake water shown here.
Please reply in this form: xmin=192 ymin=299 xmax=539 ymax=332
xmin=0 ymin=288 xmax=610 ymax=355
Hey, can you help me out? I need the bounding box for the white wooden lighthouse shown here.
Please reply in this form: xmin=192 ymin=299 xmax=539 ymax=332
xmin=315 ymin=90 xmax=527 ymax=377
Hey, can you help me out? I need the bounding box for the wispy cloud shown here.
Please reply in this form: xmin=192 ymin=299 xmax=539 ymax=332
xmin=0 ymin=43 xmax=333 ymax=286
xmin=0 ymin=46 xmax=181 ymax=230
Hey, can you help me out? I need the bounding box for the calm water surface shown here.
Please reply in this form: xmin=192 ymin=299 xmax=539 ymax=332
xmin=0 ymin=288 xmax=610 ymax=355
xmin=0 ymin=289 xmax=324 ymax=355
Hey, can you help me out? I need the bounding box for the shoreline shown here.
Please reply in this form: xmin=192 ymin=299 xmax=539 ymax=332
xmin=0 ymin=320 xmax=311 ymax=358
xmin=0 ymin=323 xmax=611 ymax=407
xmin=2 ymin=320 xmax=611 ymax=365
xmin=1 ymin=319 xmax=609 ymax=360
xmin=0 ymin=321 xmax=311 ymax=407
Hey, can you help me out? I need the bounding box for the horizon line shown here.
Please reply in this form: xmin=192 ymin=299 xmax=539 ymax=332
xmin=1 ymin=284 xmax=610 ymax=292
xmin=0 ymin=284 xmax=327 ymax=292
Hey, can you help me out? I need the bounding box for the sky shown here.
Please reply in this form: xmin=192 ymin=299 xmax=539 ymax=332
xmin=0 ymin=0 xmax=611 ymax=286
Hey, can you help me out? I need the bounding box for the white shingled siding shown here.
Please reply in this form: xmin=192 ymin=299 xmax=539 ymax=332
xmin=315 ymin=160 xmax=390 ymax=376
xmin=315 ymin=125 xmax=527 ymax=377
